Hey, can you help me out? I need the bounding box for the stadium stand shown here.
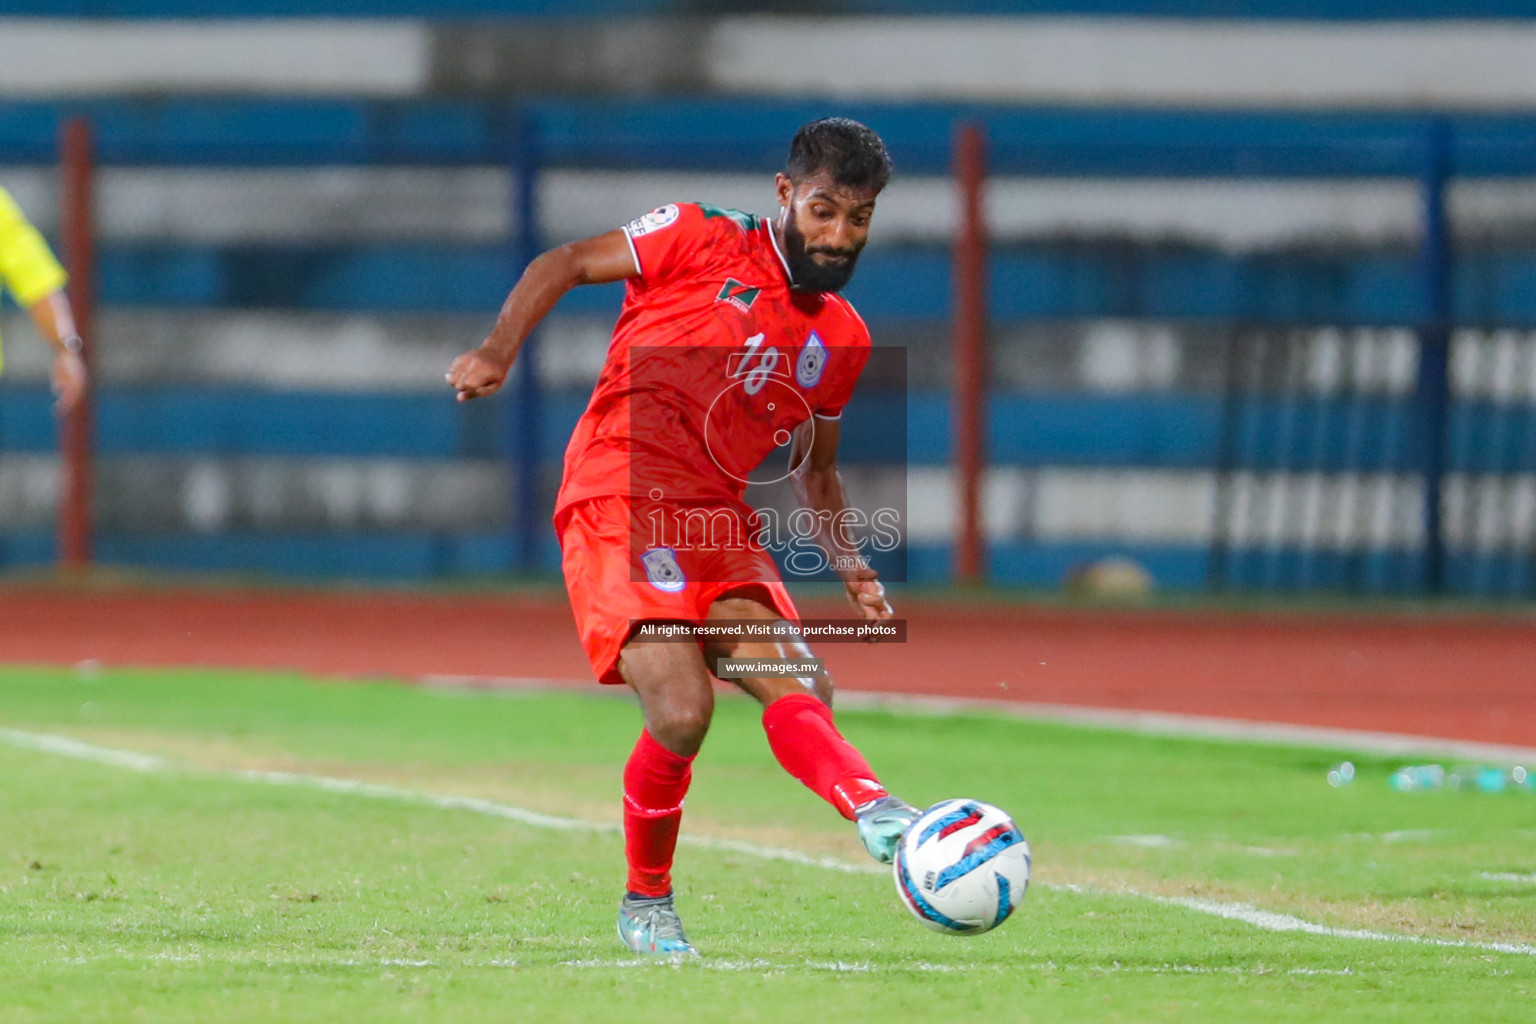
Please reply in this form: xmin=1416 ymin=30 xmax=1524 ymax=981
xmin=5 ymin=6 xmax=1536 ymax=594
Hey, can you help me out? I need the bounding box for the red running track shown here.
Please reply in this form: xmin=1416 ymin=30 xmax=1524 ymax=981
xmin=2 ymin=583 xmax=1533 ymax=748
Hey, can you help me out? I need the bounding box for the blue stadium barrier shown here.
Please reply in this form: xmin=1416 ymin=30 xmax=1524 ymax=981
xmin=3 ymin=523 xmax=1526 ymax=595
xmin=0 ymin=529 xmax=560 ymax=581
xmin=70 ymin=241 xmax=1536 ymax=331
xmin=8 ymin=98 xmax=1536 ymax=179
xmin=96 ymin=244 xmax=530 ymax=313
xmin=4 ymin=2 xmax=1535 ymax=18
xmin=893 ymin=542 xmax=1460 ymax=593
xmin=5 ymin=385 xmax=1517 ymax=474
xmin=0 ymin=386 xmax=560 ymax=460
xmin=915 ymin=542 xmax=1526 ymax=596
xmin=2 ymin=525 xmax=1527 ymax=595
xmin=5 ymin=96 xmax=1534 ymax=592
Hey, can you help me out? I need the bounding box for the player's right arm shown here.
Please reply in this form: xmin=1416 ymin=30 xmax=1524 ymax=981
xmin=446 ymin=229 xmax=638 ymax=402
xmin=788 ymin=415 xmax=894 ymax=624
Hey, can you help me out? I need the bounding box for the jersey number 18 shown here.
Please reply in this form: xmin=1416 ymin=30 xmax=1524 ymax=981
xmin=731 ymin=333 xmax=781 ymax=396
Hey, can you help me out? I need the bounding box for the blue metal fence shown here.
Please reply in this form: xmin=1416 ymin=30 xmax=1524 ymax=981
xmin=3 ymin=97 xmax=1536 ymax=593
xmin=6 ymin=1 xmax=1536 ymax=18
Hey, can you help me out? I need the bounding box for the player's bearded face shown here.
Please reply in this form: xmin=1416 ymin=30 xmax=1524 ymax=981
xmin=781 ymin=192 xmax=870 ymax=294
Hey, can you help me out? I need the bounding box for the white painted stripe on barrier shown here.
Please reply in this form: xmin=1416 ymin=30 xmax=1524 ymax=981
xmin=10 ymin=16 xmax=1536 ymax=110
xmin=13 ymin=165 xmax=1527 ymax=251
xmin=13 ymin=452 xmax=1526 ymax=551
xmin=710 ymin=17 xmax=1536 ymax=109
xmin=0 ymin=453 xmax=514 ymax=535
xmin=0 ymin=20 xmax=429 ymax=96
xmin=0 ymin=307 xmax=604 ymax=389
xmin=3 ymin=723 xmax=1533 ymax=957
xmin=903 ymin=467 xmax=1428 ymax=549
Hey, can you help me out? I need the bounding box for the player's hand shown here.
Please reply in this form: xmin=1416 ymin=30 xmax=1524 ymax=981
xmin=445 ymin=346 xmax=513 ymax=402
xmin=51 ymin=350 xmax=86 ymax=413
xmin=844 ymin=566 xmax=894 ymax=629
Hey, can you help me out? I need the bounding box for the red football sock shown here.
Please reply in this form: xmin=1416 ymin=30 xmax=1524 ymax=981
xmin=762 ymin=692 xmax=888 ymax=820
xmin=622 ymin=729 xmax=695 ymax=898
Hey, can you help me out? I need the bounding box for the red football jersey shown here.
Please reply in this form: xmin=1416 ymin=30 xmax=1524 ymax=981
xmin=554 ymin=202 xmax=873 ymax=514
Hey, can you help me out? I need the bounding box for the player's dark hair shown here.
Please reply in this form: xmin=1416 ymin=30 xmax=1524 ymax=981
xmin=785 ymin=117 xmax=891 ymax=193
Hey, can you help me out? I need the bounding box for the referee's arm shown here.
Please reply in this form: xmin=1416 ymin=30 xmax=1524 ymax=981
xmin=27 ymin=291 xmax=86 ymax=412
xmin=0 ymin=188 xmax=86 ymax=411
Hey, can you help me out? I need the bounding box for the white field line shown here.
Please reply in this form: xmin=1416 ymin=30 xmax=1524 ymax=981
xmin=550 ymin=957 xmax=1354 ymax=975
xmin=0 ymin=726 xmax=171 ymax=772
xmin=1111 ymin=834 xmax=1179 ymax=848
xmin=554 ymin=957 xmax=961 ymax=973
xmin=1151 ymin=894 xmax=1536 ymax=957
xmin=414 ymin=675 xmax=1536 ymax=764
xmin=3 ymin=725 xmax=1533 ymax=958
xmin=42 ymin=951 xmax=1357 ymax=976
xmin=833 ymin=691 xmax=1536 ymax=764
xmin=419 ymin=674 xmax=594 ymax=693
xmin=0 ymin=726 xmax=879 ymax=879
xmin=236 ymin=768 xmax=878 ymax=876
xmin=1481 ymin=872 xmax=1536 ymax=884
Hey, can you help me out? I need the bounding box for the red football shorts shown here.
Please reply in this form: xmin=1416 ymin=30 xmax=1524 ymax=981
xmin=555 ymin=495 xmax=801 ymax=685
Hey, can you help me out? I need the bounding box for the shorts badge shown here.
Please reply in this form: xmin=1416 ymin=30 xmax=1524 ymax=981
xmin=641 ymin=547 xmax=687 ymax=592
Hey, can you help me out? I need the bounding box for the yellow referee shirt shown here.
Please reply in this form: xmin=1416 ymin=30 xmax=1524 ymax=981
xmin=0 ymin=185 xmax=69 ymax=375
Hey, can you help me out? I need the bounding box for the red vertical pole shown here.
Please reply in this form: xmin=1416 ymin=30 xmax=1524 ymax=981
xmin=953 ymin=123 xmax=988 ymax=585
xmin=59 ymin=117 xmax=96 ymax=569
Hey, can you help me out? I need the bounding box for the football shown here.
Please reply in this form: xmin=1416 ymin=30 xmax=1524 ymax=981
xmin=893 ymin=798 xmax=1031 ymax=935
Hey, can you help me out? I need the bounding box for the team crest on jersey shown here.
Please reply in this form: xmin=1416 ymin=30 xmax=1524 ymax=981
xmin=641 ymin=547 xmax=686 ymax=592
xmin=626 ymin=204 xmax=680 ymax=238
xmin=797 ymin=332 xmax=828 ymax=387
xmin=716 ymin=278 xmax=761 ymax=312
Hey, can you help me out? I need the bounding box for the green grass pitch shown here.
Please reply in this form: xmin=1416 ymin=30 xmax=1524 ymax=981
xmin=1 ymin=665 xmax=1532 ymax=1022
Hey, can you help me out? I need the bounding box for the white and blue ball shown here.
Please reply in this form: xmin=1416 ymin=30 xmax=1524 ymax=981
xmin=893 ymin=798 xmax=1030 ymax=935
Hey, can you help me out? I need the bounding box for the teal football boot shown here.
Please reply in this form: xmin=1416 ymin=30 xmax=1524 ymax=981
xmin=855 ymin=795 xmax=920 ymax=864
xmin=617 ymin=892 xmax=698 ymax=958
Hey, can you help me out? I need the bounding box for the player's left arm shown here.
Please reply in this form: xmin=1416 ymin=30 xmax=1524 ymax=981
xmin=788 ymin=416 xmax=894 ymax=622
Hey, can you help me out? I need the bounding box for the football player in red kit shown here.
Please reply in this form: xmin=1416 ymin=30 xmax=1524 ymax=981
xmin=446 ymin=118 xmax=916 ymax=957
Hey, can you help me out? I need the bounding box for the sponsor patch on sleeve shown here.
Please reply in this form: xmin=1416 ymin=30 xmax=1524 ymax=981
xmin=625 ymin=204 xmax=681 ymax=238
